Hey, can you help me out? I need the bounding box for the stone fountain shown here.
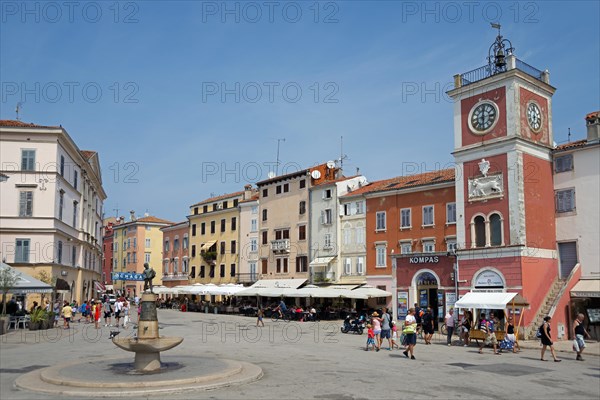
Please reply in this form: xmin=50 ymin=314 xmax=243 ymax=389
xmin=113 ymin=293 xmax=183 ymax=372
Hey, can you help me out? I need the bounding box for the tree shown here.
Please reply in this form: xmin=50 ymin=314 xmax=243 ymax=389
xmin=0 ymin=267 xmax=18 ymax=316
xmin=36 ymin=271 xmax=57 ymax=306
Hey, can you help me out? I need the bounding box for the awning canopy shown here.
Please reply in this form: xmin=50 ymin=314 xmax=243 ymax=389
xmin=309 ymin=257 xmax=336 ymax=267
xmin=571 ymin=279 xmax=600 ymax=298
xmin=454 ymin=292 xmax=518 ymax=309
xmin=351 ymin=285 xmax=392 ymax=298
xmin=0 ymin=262 xmax=53 ymax=294
xmin=236 ymin=279 xmax=307 ymax=296
xmin=94 ymin=281 xmax=106 ymax=292
xmin=200 ymin=241 xmax=217 ymax=251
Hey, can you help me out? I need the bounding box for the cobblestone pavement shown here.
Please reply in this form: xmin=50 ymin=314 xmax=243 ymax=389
xmin=1 ymin=310 xmax=599 ymax=400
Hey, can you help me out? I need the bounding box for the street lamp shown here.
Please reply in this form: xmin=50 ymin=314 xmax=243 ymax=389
xmin=391 ymin=249 xmax=398 ymax=322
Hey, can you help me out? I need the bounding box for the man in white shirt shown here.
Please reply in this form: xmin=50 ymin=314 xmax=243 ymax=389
xmin=445 ymin=308 xmax=455 ymax=346
xmin=114 ymin=298 xmax=124 ymax=328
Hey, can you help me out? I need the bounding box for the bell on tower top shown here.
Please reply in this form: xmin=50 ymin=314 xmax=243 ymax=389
xmin=487 ymin=23 xmax=514 ymax=75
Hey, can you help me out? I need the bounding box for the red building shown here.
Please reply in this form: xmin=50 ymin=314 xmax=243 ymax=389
xmin=160 ymin=221 xmax=190 ymax=288
xmin=101 ymin=217 xmax=121 ymax=290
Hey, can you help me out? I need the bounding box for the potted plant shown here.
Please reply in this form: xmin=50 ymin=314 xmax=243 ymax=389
xmin=29 ymin=308 xmax=46 ymax=331
xmin=0 ymin=266 xmax=18 ymax=335
xmin=201 ymin=251 xmax=217 ymax=263
xmin=42 ymin=311 xmax=55 ymax=329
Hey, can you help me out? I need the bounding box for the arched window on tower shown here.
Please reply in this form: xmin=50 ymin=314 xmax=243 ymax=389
xmin=474 ymin=216 xmax=486 ymax=247
xmin=490 ymin=213 xmax=502 ymax=246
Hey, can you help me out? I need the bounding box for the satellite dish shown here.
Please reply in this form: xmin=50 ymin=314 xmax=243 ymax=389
xmin=311 ymin=170 xmax=321 ymax=179
xmin=268 ymin=171 xmax=276 ymax=179
xmin=326 ymin=160 xmax=336 ymax=169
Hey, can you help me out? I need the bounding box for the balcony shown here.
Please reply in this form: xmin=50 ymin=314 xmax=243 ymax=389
xmin=270 ymin=239 xmax=290 ymax=253
xmin=313 ymin=271 xmax=336 ymax=283
xmin=237 ymin=272 xmax=259 ymax=284
xmin=162 ymin=273 xmax=189 ymax=281
xmin=456 ymin=57 xmax=547 ymax=88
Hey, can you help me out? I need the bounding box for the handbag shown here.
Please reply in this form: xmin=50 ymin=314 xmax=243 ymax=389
xmin=572 ymin=339 xmax=580 ymax=352
xmin=402 ymin=324 xmax=416 ymax=334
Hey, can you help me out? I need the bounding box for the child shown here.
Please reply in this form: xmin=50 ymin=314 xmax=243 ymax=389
xmin=256 ymin=308 xmax=264 ymax=327
xmin=391 ymin=321 xmax=399 ymax=349
xmin=366 ymin=324 xmax=376 ymax=351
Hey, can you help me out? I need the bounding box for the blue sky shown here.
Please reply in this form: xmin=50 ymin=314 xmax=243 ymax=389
xmin=2 ymin=1 xmax=598 ymax=222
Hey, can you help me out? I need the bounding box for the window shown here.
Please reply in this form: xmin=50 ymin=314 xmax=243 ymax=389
xmin=231 ymin=240 xmax=237 ymax=254
xmin=73 ymin=201 xmax=78 ymax=227
xmin=201 ymin=222 xmax=206 ymax=235
xmin=322 ymin=209 xmax=333 ymax=225
xmin=401 ymin=242 xmax=412 ymax=254
xmin=298 ymin=225 xmax=306 ymax=240
xmin=19 ymin=191 xmax=33 ymax=217
xmin=127 ymin=253 xmax=131 ymax=264
xmin=343 ymin=228 xmax=352 ymax=245
xmin=262 ymin=231 xmax=268 ymax=245
xmin=490 ymin=214 xmax=502 ymax=246
xmin=376 ymin=211 xmax=386 ymax=231
xmin=299 ymin=179 xmax=306 ymax=189
xmin=173 ymin=259 xmax=179 ymax=274
xmin=114 ymin=242 xmax=118 ymax=252
xmin=251 ymin=219 xmax=258 ymax=232
xmin=343 ymin=203 xmax=351 ymax=216
xmin=72 ymin=246 xmax=77 ymax=265
xmin=164 ymin=240 xmax=170 ymax=252
xmin=356 ymin=257 xmax=364 ymax=274
xmin=210 ymin=221 xmax=216 ymax=234
xmin=212 ymin=203 xmax=218 ymax=211
xmin=230 ymin=264 xmax=236 ymax=277
xmin=173 ymin=238 xmax=179 ymax=250
xmin=276 ymin=185 xmax=282 ymax=194
xmin=220 ymin=219 xmax=226 ymax=233
xmin=127 ymin=238 xmax=131 ymax=250
xmin=355 ymin=227 xmax=365 ymax=244
xmin=299 ymin=201 xmax=306 ymax=215
xmin=344 ymin=258 xmax=352 ymax=275
xmin=200 ymin=265 xmax=205 ymax=278
xmin=222 ymin=201 xmax=228 ymax=209
xmin=283 ymin=183 xmax=289 ymax=193
xmin=57 ymin=241 xmax=63 ymax=264
xmin=182 ymin=258 xmax=189 ymax=273
xmin=554 ymin=154 xmax=573 ymax=173
xmin=192 ymin=224 xmax=197 ymax=236
xmin=145 ymin=238 xmax=151 ymax=248
xmin=447 ymin=240 xmax=457 ymax=252
xmin=296 ymin=256 xmax=308 ymax=272
xmin=203 ymin=205 xmax=208 ymax=213
xmin=231 ymin=217 xmax=237 ymax=231
xmin=183 ymin=235 xmax=188 ymax=249
xmin=275 ymin=229 xmax=290 ymax=240
xmin=555 ymin=189 xmax=576 ymax=213
xmin=356 ymin=201 xmax=364 ymax=214
xmin=220 ymin=241 xmax=226 ymax=255
xmin=324 ymin=234 xmax=332 ymax=249
xmin=423 ymin=206 xmax=434 ymax=226
xmin=474 ymin=215 xmax=486 ymax=248
xmin=191 ymin=245 xmax=196 ymax=257
xmin=233 ymin=199 xmax=239 ymax=207
xmin=210 ymin=265 xmax=215 ymax=278
xmin=163 ymin=260 xmax=169 ymax=274
xmin=262 ymin=209 xmax=268 ymax=221
xmin=376 ymin=245 xmax=386 ymax=267
xmin=262 ymin=188 xmax=268 ymax=197
xmin=276 ymin=258 xmax=288 ymax=273
xmin=251 ymin=206 xmax=258 ymax=214
xmin=250 ymin=238 xmax=258 ymax=252
xmin=276 ymin=258 xmax=281 ymax=273
xmin=73 ymin=170 xmax=78 ymax=190
xmin=58 ymin=191 xmax=64 ymax=220
xmin=145 ymin=252 xmax=151 ymax=263
xmin=262 ymin=259 xmax=268 ymax=274
xmin=400 ymin=208 xmax=411 ymax=228
xmin=323 ymin=189 xmax=332 ymax=199
xmin=423 ymin=240 xmax=435 ymax=253
xmin=193 ymin=207 xmax=198 ymax=215
xmin=219 ymin=264 xmax=225 ymax=278
xmin=60 ymin=155 xmax=65 ymax=176
xmin=21 ymin=149 xmax=35 ymax=171
xmin=446 ymin=203 xmax=456 ymax=224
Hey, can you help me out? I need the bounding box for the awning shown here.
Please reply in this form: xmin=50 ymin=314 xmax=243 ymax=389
xmin=0 ymin=262 xmax=53 ymax=294
xmin=200 ymin=240 xmax=217 ymax=251
xmin=94 ymin=281 xmax=106 ymax=292
xmin=309 ymin=257 xmax=336 ymax=267
xmin=236 ymin=279 xmax=306 ymax=296
xmin=351 ymin=285 xmax=392 ymax=298
xmin=571 ymin=279 xmax=600 ymax=298
xmin=454 ymin=292 xmax=517 ymax=309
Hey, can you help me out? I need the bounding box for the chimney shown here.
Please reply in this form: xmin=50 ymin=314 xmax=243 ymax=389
xmin=244 ymin=184 xmax=252 ymax=200
xmin=586 ymin=111 xmax=600 ymax=143
xmin=130 ymin=210 xmax=136 ymax=221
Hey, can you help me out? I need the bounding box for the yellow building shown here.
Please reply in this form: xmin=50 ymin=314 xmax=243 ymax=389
xmin=111 ymin=213 xmax=173 ymax=297
xmin=188 ymin=191 xmax=244 ymax=284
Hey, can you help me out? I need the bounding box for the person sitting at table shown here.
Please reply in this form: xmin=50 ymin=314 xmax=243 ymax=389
xmin=295 ymin=306 xmax=304 ymax=321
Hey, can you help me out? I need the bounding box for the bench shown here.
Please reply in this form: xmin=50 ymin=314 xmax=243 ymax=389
xmin=469 ymin=329 xmax=505 ymax=345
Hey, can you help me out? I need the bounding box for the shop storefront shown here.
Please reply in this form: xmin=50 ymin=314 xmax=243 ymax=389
xmin=570 ymin=279 xmax=600 ymax=340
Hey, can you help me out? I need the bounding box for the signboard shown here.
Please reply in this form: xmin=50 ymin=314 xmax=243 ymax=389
xmin=409 ymin=256 xmax=439 ymax=264
xmin=397 ymin=292 xmax=408 ymax=318
xmin=446 ymin=292 xmax=456 ymax=314
xmin=419 ymin=290 xmax=428 ymax=307
xmin=112 ymin=272 xmax=145 ymax=281
xmin=474 ymin=270 xmax=504 ymax=287
xmin=587 ymin=309 xmax=600 ymax=324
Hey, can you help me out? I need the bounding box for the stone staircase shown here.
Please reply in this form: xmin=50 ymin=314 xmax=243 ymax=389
xmin=524 ymin=277 xmax=566 ymax=339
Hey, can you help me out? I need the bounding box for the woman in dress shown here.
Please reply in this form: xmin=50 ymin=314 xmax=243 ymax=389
xmin=505 ymin=316 xmax=520 ymax=353
xmin=540 ymin=316 xmax=561 ymax=362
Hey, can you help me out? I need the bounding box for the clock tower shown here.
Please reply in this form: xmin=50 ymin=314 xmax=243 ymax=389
xmin=448 ymin=26 xmax=559 ymax=331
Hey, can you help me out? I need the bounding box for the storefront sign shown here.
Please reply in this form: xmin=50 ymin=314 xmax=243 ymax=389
xmin=112 ymin=272 xmax=145 ymax=281
xmin=397 ymin=292 xmax=408 ymax=318
xmin=446 ymin=292 xmax=456 ymax=313
xmin=409 ymin=256 xmax=439 ymax=264
xmin=474 ymin=270 xmax=504 ymax=287
xmin=419 ymin=290 xmax=428 ymax=307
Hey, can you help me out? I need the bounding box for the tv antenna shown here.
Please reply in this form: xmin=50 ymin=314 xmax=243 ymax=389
xmin=113 ymin=203 xmax=120 ymax=218
xmin=275 ymin=138 xmax=286 ymax=176
xmin=339 ymin=136 xmax=348 ymax=173
xmin=568 ymin=128 xmax=571 ymax=142
xmin=15 ymin=102 xmax=23 ymax=120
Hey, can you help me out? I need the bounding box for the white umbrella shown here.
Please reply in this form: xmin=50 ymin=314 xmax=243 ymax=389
xmin=352 ymin=285 xmax=391 ymax=298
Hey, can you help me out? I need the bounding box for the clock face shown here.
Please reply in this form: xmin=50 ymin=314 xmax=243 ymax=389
xmin=527 ymin=102 xmax=542 ymax=132
xmin=470 ymin=102 xmax=498 ymax=133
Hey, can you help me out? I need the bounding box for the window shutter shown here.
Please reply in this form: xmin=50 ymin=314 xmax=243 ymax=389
xmin=19 ymin=192 xmax=27 ymax=216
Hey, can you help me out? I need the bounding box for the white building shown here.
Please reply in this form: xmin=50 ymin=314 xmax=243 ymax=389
xmin=0 ymin=120 xmax=107 ymax=303
xmin=237 ymin=185 xmax=259 ymax=285
xmin=339 ymin=189 xmax=368 ymax=285
xmin=554 ymin=111 xmax=600 ymax=280
xmin=309 ymin=175 xmax=368 ymax=284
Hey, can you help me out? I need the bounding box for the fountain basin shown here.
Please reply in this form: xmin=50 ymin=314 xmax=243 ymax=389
xmin=112 ymin=337 xmax=184 ymax=372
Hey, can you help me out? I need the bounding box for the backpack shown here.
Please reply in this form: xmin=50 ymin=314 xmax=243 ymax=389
xmin=536 ymin=324 xmax=543 ymax=338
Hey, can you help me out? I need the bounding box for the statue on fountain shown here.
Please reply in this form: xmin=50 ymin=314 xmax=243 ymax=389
xmin=143 ymin=263 xmax=156 ymax=293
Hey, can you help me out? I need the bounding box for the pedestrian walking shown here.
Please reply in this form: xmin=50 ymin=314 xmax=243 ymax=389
xmin=61 ymin=301 xmax=72 ymax=329
xmin=256 ymin=308 xmax=264 ymax=327
xmin=114 ymin=297 xmax=123 ymax=328
xmin=402 ymin=308 xmax=418 ymax=360
xmin=445 ymin=308 xmax=455 ymax=346
xmin=459 ymin=310 xmax=472 ymax=346
xmin=391 ymin=321 xmax=399 ymax=349
xmin=573 ymin=313 xmax=590 ymax=361
xmin=380 ymin=307 xmax=393 ymax=350
xmin=371 ymin=312 xmax=382 ymax=351
xmin=540 ymin=316 xmax=561 ymax=362
xmin=504 ymin=316 xmax=520 ymax=353
xmin=478 ymin=313 xmax=501 ymax=355
xmin=103 ymin=298 xmax=113 ymax=327
xmin=122 ymin=299 xmax=130 ymax=329
xmin=422 ymin=307 xmax=434 ymax=345
xmin=365 ymin=324 xmax=376 ymax=351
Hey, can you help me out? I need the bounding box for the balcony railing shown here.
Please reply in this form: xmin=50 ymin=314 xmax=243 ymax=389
xmin=313 ymin=271 xmax=336 ymax=283
xmin=457 ymin=57 xmax=545 ymax=88
xmin=162 ymin=273 xmax=189 ymax=281
xmin=237 ymin=272 xmax=259 ymax=284
xmin=270 ymin=239 xmax=290 ymax=253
